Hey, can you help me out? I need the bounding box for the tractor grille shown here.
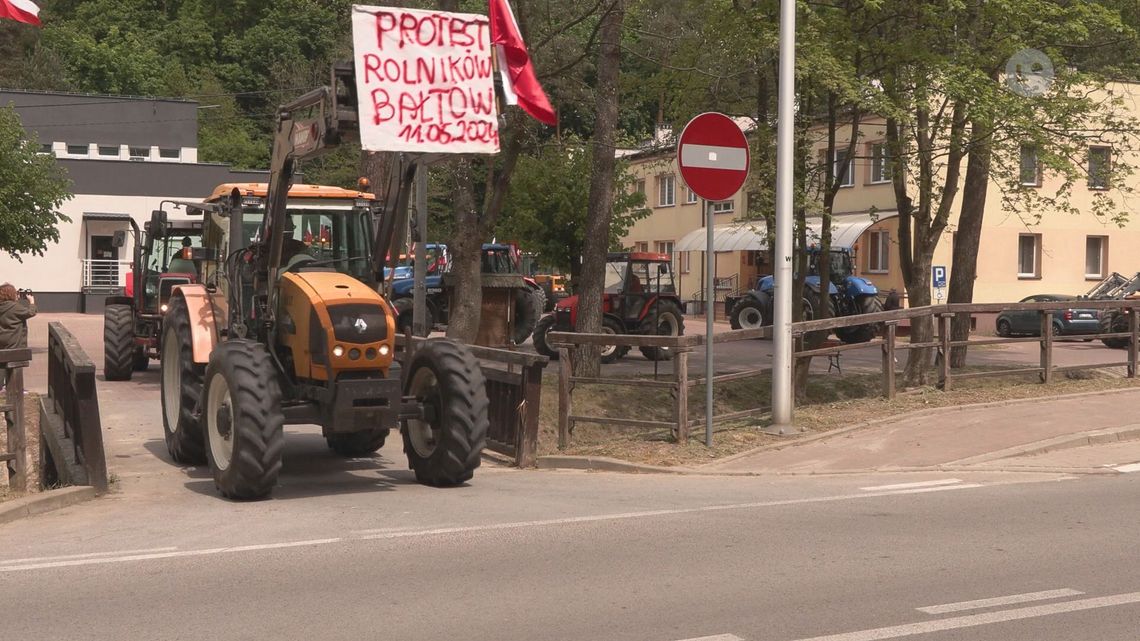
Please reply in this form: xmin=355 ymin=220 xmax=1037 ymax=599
xmin=328 ymin=303 xmax=388 ymax=344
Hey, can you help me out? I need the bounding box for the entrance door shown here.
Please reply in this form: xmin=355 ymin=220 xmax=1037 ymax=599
xmin=89 ymin=235 xmax=120 ymax=289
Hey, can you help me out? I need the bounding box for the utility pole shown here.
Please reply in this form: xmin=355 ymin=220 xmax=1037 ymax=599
xmin=771 ymin=0 xmax=797 ymax=433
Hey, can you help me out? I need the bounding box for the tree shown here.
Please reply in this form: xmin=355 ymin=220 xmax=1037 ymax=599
xmin=496 ymin=137 xmax=648 ymax=283
xmin=0 ymin=106 xmax=72 ymax=260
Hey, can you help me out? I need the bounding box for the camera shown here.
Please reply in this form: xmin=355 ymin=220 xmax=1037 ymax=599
xmin=17 ymin=289 xmax=32 ymax=300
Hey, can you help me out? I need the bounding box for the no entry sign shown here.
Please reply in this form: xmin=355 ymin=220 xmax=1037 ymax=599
xmin=677 ymin=113 xmax=750 ymax=201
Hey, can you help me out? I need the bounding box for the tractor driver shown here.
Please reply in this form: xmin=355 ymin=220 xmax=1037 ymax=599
xmin=281 ymin=216 xmax=314 ymax=270
xmin=167 ymin=236 xmax=197 ymax=273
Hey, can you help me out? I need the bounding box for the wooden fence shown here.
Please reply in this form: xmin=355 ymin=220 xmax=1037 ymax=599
xmin=0 ymin=348 xmax=32 ymax=492
xmin=549 ymin=300 xmax=1140 ymax=449
xmin=396 ymin=335 xmax=548 ymax=468
xmin=39 ymin=322 xmax=109 ymax=492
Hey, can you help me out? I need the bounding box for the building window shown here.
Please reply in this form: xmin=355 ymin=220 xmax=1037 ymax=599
xmin=634 ymin=179 xmax=645 ymax=195
xmin=66 ymin=144 xmax=88 ymax=156
xmin=159 ymin=148 xmax=181 ymax=160
xmin=38 ymin=143 xmax=52 ymax=154
xmin=635 ymin=241 xmax=649 ymax=253
xmin=1020 ymin=144 xmax=1041 ymax=186
xmin=686 ymin=187 xmax=698 ymax=204
xmin=129 ymin=146 xmax=149 ymax=160
xmin=832 ymin=149 xmax=854 ymax=187
xmin=711 ymin=200 xmax=734 ymax=214
xmin=657 ymin=174 xmax=676 ymax=207
xmin=867 ymin=230 xmax=890 ymax=273
xmin=654 ymin=240 xmax=676 ymax=272
xmin=869 ymin=143 xmax=892 ymax=184
xmin=1086 ymin=236 xmax=1107 ymax=279
xmin=98 ymin=145 xmax=120 ymax=157
xmin=679 ymin=251 xmax=690 ymax=273
xmin=1018 ymin=233 xmax=1041 ymax=278
xmin=1088 ymin=146 xmax=1111 ymax=189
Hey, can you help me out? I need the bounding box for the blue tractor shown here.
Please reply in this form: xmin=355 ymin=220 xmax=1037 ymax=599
xmin=726 ymin=248 xmax=883 ymax=344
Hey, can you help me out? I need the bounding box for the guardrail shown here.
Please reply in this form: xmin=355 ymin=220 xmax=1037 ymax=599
xmin=81 ymin=258 xmax=131 ymax=290
xmin=396 ymin=335 xmax=548 ymax=468
xmin=549 ymin=300 xmax=1140 ymax=449
xmin=40 ymin=322 xmax=109 ymax=491
xmin=0 ymin=348 xmax=32 ymax=492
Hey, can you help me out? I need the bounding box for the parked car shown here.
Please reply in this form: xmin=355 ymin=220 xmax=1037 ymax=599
xmin=995 ymin=295 xmax=1100 ymax=337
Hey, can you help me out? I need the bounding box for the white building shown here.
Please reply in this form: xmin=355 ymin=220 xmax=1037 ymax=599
xmin=0 ymin=90 xmax=268 ymax=312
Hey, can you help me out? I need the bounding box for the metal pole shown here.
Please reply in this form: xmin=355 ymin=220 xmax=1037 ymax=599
xmin=705 ymin=199 xmax=715 ymax=446
xmin=412 ymin=164 xmax=429 ymax=337
xmin=771 ymin=0 xmax=796 ymax=432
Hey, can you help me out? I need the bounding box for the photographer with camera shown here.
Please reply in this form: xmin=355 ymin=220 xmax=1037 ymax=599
xmin=0 ymin=284 xmax=35 ymax=391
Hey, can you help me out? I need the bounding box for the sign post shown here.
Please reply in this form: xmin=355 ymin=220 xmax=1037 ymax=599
xmin=772 ymin=0 xmax=797 ymax=433
xmin=933 ymin=265 xmax=947 ymax=304
xmin=677 ymin=112 xmax=751 ymax=446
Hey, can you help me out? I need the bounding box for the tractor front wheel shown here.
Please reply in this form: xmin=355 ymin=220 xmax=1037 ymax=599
xmin=202 ymin=340 xmax=285 ymax=500
xmin=639 ymin=300 xmax=685 ymax=361
xmin=532 ymin=314 xmax=558 ymax=359
xmin=103 ymin=304 xmax=135 ymax=381
xmin=1100 ymin=312 xmax=1129 ymax=349
xmin=512 ymin=287 xmax=542 ymax=345
xmin=730 ymin=297 xmax=767 ymax=331
xmin=394 ymin=297 xmax=432 ymax=337
xmin=600 ymin=317 xmax=628 ymax=364
xmin=402 ymin=339 xmax=489 ymax=486
xmin=160 ymin=298 xmax=206 ymax=465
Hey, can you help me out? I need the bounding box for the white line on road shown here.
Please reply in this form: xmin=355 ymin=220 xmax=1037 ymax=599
xmin=792 ymin=591 xmax=1140 ymax=641
xmin=916 ymin=588 xmax=1084 ymax=614
xmin=0 ymin=483 xmax=985 ymax=574
xmin=1113 ymin=462 xmax=1140 ymax=473
xmin=672 ymin=635 xmax=745 ymax=641
xmin=0 ymin=546 xmax=178 ymax=566
xmin=860 ymin=479 xmax=962 ymax=492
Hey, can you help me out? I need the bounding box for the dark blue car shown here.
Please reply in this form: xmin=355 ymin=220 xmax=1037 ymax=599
xmin=995 ymin=295 xmax=1100 ymax=337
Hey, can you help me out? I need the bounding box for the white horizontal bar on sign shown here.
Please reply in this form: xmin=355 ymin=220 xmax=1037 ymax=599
xmin=917 ymin=588 xmax=1084 ymax=615
xmin=680 ymin=144 xmax=749 ymax=171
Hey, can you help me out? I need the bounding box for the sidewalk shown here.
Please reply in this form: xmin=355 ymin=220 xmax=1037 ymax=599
xmin=701 ymin=388 xmax=1140 ymax=474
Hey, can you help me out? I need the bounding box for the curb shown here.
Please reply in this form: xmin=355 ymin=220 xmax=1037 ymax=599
xmin=0 ymin=486 xmax=100 ymax=526
xmin=536 ymin=455 xmax=692 ymax=474
xmin=947 ymin=423 xmax=1140 ymax=466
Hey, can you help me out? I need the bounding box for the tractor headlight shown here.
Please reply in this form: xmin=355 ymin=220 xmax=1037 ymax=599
xmin=333 ymin=345 xmax=345 ymax=358
xmin=379 ymin=344 xmax=390 ymax=357
xmin=160 ymin=303 xmax=168 ymax=313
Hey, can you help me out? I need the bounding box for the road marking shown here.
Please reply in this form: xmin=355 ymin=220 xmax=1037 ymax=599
xmin=0 ymin=484 xmax=985 ymax=574
xmin=0 ymin=538 xmax=341 ymax=573
xmin=916 ymin=588 xmax=1084 ymax=614
xmin=1113 ymin=462 xmax=1140 ymax=473
xmin=792 ymin=590 xmax=1140 ymax=641
xmin=672 ymin=635 xmax=744 ymax=641
xmin=0 ymin=546 xmax=178 ymax=566
xmin=860 ymin=479 xmax=962 ymax=492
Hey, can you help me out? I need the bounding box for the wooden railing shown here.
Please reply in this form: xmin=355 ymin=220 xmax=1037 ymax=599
xmin=549 ymin=300 xmax=1140 ymax=448
xmin=0 ymin=348 xmax=32 ymax=492
xmin=40 ymin=323 xmax=109 ymax=492
xmin=396 ymin=335 xmax=548 ymax=468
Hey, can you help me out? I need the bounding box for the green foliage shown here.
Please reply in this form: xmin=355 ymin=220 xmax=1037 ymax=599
xmin=496 ymin=137 xmax=649 ymax=274
xmin=0 ymin=106 xmax=72 ymax=260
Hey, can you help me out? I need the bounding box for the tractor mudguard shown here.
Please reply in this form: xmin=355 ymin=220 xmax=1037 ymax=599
xmin=171 ymin=284 xmax=220 ymax=365
xmin=104 ymin=295 xmax=134 ymax=308
xmin=803 ymin=276 xmax=840 ymax=296
xmin=844 ymin=276 xmax=879 ymax=298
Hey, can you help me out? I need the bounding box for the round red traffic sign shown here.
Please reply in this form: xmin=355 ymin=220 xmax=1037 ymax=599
xmin=676 ymin=112 xmax=750 ymax=202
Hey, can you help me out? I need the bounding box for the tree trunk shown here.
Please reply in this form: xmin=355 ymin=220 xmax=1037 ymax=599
xmin=949 ymin=119 xmax=993 ymax=368
xmin=572 ymin=0 xmax=624 ymax=377
xmin=443 ymin=158 xmax=484 ymax=343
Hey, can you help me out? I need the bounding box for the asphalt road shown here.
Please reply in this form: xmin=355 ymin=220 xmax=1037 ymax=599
xmin=2 ymin=470 xmax=1139 ymax=641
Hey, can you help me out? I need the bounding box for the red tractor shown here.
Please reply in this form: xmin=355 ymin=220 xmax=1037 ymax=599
xmin=532 ymin=252 xmax=685 ymax=363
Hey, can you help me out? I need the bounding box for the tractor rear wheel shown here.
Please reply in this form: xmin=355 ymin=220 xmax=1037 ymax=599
xmin=202 ymin=340 xmax=285 ymax=500
xmin=103 ymin=304 xmax=135 ymax=381
xmin=802 ymin=290 xmax=835 ymax=348
xmin=1100 ymin=312 xmax=1129 ymax=349
xmin=512 ymin=287 xmax=542 ymax=345
xmin=402 ymin=339 xmax=488 ymax=486
xmin=160 ymin=297 xmax=207 ymax=465
xmin=835 ymin=295 xmax=883 ymax=344
xmin=639 ymin=300 xmax=685 ymax=361
xmin=327 ymin=429 xmax=389 ymax=457
xmin=532 ymin=314 xmax=558 ymax=359
xmin=730 ymin=297 xmax=767 ymax=331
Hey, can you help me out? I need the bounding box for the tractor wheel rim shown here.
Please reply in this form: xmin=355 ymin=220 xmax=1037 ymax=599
xmin=600 ymin=325 xmax=617 ymax=358
xmin=206 ymin=372 xmax=234 ymax=471
xmin=161 ymin=329 xmax=180 ymax=432
xmin=407 ymin=367 xmax=441 ymax=458
xmin=739 ymin=307 xmax=764 ymax=330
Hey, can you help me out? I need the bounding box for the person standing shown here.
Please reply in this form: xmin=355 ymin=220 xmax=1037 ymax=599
xmin=0 ymin=284 xmax=36 ymax=391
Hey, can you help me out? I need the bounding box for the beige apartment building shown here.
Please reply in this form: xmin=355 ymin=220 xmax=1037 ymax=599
xmin=622 ymin=84 xmax=1140 ymax=312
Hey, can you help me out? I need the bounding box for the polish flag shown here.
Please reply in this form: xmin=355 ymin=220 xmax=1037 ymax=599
xmin=488 ymin=0 xmax=556 ymax=126
xmin=0 ymin=0 xmax=41 ymax=26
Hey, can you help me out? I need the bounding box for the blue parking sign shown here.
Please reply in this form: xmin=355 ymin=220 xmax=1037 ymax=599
xmin=932 ymin=265 xmax=947 ymax=288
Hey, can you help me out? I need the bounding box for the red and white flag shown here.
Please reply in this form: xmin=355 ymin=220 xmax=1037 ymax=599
xmin=488 ymin=0 xmax=556 ymax=126
xmin=0 ymin=0 xmax=40 ymax=26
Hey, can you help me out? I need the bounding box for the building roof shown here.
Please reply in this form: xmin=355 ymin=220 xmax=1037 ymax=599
xmin=1 ymin=89 xmax=199 ymax=149
xmin=675 ymin=211 xmax=898 ymax=252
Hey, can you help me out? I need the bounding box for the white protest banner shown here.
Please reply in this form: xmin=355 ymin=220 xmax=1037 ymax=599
xmin=351 ymin=5 xmax=500 ymax=154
